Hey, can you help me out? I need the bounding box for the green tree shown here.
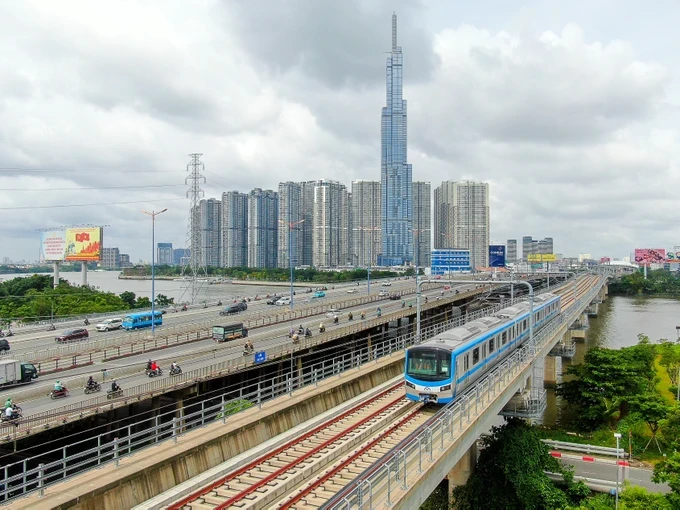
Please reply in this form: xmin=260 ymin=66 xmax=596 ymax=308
xmin=451 ymin=418 xmax=588 ymax=509
xmin=135 ymin=296 xmax=151 ymax=308
xmin=653 ymin=451 xmax=680 ymax=508
xmin=154 ymin=294 xmax=174 ymax=307
xmin=658 ymin=341 xmax=680 ymax=387
xmin=119 ymin=291 xmax=137 ymax=309
xmin=557 ymin=344 xmax=656 ymax=430
xmin=627 ymin=393 xmax=672 ymax=452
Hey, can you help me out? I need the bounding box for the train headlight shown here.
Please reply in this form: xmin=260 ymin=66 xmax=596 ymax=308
xmin=440 ymin=384 xmax=451 ymax=392
xmin=405 ymin=381 xmax=415 ymax=389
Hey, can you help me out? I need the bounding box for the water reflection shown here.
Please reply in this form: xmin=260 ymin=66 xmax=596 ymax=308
xmin=541 ymin=296 xmax=680 ymax=427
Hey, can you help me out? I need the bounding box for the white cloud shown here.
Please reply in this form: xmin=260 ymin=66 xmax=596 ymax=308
xmin=0 ymin=1 xmax=677 ymax=262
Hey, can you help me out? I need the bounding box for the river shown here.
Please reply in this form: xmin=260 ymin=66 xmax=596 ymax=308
xmin=542 ymin=295 xmax=680 ymax=426
xmin=0 ymin=271 xmax=296 ymax=303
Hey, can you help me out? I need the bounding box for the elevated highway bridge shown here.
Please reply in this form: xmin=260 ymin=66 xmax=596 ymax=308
xmin=3 ymin=271 xmax=609 ymax=508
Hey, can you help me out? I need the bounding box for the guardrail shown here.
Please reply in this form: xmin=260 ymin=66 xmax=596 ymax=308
xmin=542 ymin=439 xmax=627 ymax=458
xmin=5 ymin=286 xmax=437 ymax=364
xmin=0 ymin=276 xmax=603 ymax=503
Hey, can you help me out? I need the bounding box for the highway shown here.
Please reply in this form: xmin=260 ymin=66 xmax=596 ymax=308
xmin=4 ymin=280 xmax=486 ymax=416
xmin=561 ymin=457 xmax=670 ymax=493
xmin=2 ymin=279 xmax=414 ymax=352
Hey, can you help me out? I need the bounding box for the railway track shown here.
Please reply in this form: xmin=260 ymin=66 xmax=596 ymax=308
xmin=168 ymin=382 xmax=421 ymax=510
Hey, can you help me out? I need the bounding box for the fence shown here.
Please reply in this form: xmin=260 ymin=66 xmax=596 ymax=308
xmin=0 ymin=277 xmax=604 ymax=503
xmin=324 ymin=277 xmax=606 ymax=509
xmin=542 ymin=439 xmax=627 ymax=458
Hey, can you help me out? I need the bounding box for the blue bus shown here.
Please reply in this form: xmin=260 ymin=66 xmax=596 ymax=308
xmin=122 ymin=311 xmax=163 ymax=330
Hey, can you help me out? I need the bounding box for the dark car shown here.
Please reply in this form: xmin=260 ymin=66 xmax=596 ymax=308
xmin=220 ymin=302 xmax=248 ymax=315
xmin=0 ymin=339 xmax=9 ymax=352
xmin=266 ymin=297 xmax=279 ymax=305
xmin=55 ymin=328 xmax=89 ymax=343
xmin=389 ymin=293 xmax=400 ymax=300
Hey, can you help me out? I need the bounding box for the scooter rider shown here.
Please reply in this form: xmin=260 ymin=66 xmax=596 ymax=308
xmin=150 ymin=361 xmax=159 ymax=374
xmin=244 ymin=339 xmax=254 ymax=354
xmin=146 ymin=359 xmax=153 ymax=371
xmin=87 ymin=376 xmax=96 ymax=388
xmin=319 ymin=322 xmax=326 ymax=333
xmin=111 ymin=380 xmax=121 ymax=393
xmin=305 ymin=327 xmax=312 ymax=338
xmin=4 ymin=406 xmax=19 ymax=420
xmin=54 ymin=380 xmax=63 ymax=392
xmin=171 ymin=361 xmax=179 ymax=372
xmin=4 ymin=397 xmax=12 ymax=409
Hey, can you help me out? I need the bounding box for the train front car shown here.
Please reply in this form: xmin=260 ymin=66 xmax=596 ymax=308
xmin=405 ymin=344 xmax=455 ymax=404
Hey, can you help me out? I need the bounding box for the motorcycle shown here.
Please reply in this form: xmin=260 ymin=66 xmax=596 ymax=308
xmin=50 ymin=388 xmax=69 ymax=399
xmin=170 ymin=365 xmax=182 ymax=376
xmin=305 ymin=329 xmax=312 ymax=339
xmin=319 ymin=325 xmax=326 ymax=334
xmin=47 ymin=324 xmax=56 ymax=331
xmin=107 ymin=389 xmax=123 ymax=400
xmin=292 ymin=333 xmax=300 ymax=344
xmin=84 ymin=382 xmax=101 ymax=394
xmin=147 ymin=368 xmax=163 ymax=378
xmin=83 ymin=318 xmax=90 ymax=326
xmin=1 ymin=405 xmax=22 ymax=422
xmin=243 ymin=344 xmax=254 ymax=356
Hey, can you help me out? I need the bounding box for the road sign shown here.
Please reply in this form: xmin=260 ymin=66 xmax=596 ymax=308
xmin=254 ymin=351 xmax=266 ymax=364
xmin=527 ymin=254 xmax=556 ymax=262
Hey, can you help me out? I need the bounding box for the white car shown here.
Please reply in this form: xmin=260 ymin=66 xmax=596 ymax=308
xmin=381 ymin=282 xmax=392 ymax=287
xmin=378 ymin=290 xmax=389 ymax=297
xmin=347 ymin=288 xmax=358 ymax=294
xmin=96 ymin=318 xmax=123 ymax=332
xmin=325 ymin=309 xmax=344 ymax=318
xmin=275 ymin=297 xmax=291 ymax=306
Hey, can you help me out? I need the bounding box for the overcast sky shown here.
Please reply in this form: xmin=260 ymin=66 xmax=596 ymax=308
xmin=1 ymin=0 xmax=677 ymax=263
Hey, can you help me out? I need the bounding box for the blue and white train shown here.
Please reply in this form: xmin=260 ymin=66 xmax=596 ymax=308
xmin=405 ymin=292 xmax=561 ymax=404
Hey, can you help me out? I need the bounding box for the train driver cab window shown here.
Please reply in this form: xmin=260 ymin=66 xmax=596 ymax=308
xmin=406 ymin=349 xmax=451 ymax=382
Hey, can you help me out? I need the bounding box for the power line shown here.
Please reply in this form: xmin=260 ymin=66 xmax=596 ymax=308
xmin=0 ymin=167 xmax=178 ymax=174
xmin=0 ymin=197 xmax=186 ymax=211
xmin=1 ymin=184 xmax=183 ymax=192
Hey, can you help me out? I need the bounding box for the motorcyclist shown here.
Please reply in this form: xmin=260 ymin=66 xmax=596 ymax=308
xmin=298 ymin=324 xmax=304 ymax=334
xmin=360 ymin=311 xmax=366 ymax=320
xmin=401 ymin=300 xmax=405 ymax=308
xmin=150 ymin=361 xmax=159 ymax=374
xmin=87 ymin=376 xmax=96 ymax=388
xmin=171 ymin=361 xmax=179 ymax=372
xmin=376 ymin=307 xmax=382 ymax=317
xmin=348 ymin=312 xmax=353 ymax=321
xmin=54 ymin=380 xmax=63 ymax=392
xmin=111 ymin=381 xmax=121 ymax=393
xmin=244 ymin=339 xmax=254 ymax=354
xmin=292 ymin=332 xmax=299 ymax=342
xmin=4 ymin=406 xmax=18 ymax=420
xmin=319 ymin=322 xmax=326 ymax=333
xmin=84 ymin=318 xmax=90 ymax=326
xmin=333 ymin=315 xmax=339 ymax=324
xmin=305 ymin=328 xmax=312 ymax=338
xmin=289 ymin=327 xmax=295 ymax=338
xmin=4 ymin=397 xmax=12 ymax=409
xmin=146 ymin=359 xmax=153 ymax=371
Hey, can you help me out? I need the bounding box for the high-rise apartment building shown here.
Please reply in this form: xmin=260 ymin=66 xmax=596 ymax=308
xmin=247 ymin=188 xmax=278 ymax=268
xmin=221 ymin=191 xmax=248 ymax=267
xmin=522 ymin=236 xmax=554 ymax=261
xmin=101 ymin=247 xmax=120 ymax=269
xmin=379 ymin=13 xmax=413 ymax=266
xmin=119 ymin=253 xmax=132 ymax=268
xmin=277 ymin=182 xmax=305 ymax=269
xmin=199 ymin=198 xmax=221 ymax=267
xmin=157 ymin=243 xmax=173 ymax=265
xmin=434 ymin=180 xmax=489 ymax=269
xmin=312 ymin=180 xmax=349 ymax=268
xmin=506 ymin=239 xmax=518 ymax=264
xmin=412 ymin=181 xmax=431 ymax=267
xmin=350 ymin=180 xmax=381 ymax=267
xmin=173 ymin=248 xmax=190 ymax=266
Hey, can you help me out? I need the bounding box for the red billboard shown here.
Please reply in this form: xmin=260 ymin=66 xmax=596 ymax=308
xmin=600 ymin=257 xmax=611 ymax=263
xmin=634 ymin=249 xmax=666 ymax=265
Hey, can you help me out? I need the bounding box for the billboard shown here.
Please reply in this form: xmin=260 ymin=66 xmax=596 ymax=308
xmin=41 ymin=228 xmax=103 ymax=261
xmin=527 ymin=253 xmax=557 ymax=262
xmin=600 ymin=257 xmax=611 ymax=264
xmin=634 ymin=249 xmax=666 ymax=265
xmin=488 ymin=245 xmax=506 ymax=267
xmin=41 ymin=231 xmax=67 ymax=261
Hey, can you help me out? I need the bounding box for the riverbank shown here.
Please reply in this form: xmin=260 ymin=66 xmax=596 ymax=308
xmin=116 ymin=275 xmax=315 ymax=287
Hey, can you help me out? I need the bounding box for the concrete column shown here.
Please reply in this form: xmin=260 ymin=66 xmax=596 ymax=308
xmin=297 ymin=357 xmax=303 ymax=382
xmin=544 ymin=355 xmax=557 ymax=387
xmin=81 ymin=261 xmax=88 ymax=287
xmin=175 ymin=396 xmax=184 ymax=434
xmin=367 ymin=334 xmax=372 ymax=360
xmin=447 ymin=442 xmax=478 ymax=497
xmin=53 ymin=261 xmax=60 ymax=288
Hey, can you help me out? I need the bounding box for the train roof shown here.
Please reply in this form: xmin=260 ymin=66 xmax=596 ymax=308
xmin=412 ymin=292 xmax=561 ymax=353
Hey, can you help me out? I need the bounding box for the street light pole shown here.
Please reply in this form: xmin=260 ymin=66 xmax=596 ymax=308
xmin=614 ymin=432 xmax=622 ymax=509
xmin=279 ymin=218 xmax=305 ymax=311
xmin=142 ymin=208 xmax=168 ymax=336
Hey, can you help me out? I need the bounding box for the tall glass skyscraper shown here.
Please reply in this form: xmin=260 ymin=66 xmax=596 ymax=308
xmin=379 ymin=12 xmax=413 ymax=267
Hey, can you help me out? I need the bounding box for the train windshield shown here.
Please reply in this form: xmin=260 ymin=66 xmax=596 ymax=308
xmin=406 ymin=349 xmax=451 ymax=382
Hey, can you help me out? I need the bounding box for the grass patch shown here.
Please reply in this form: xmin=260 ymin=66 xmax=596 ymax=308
xmin=654 ymin=355 xmax=676 ymax=404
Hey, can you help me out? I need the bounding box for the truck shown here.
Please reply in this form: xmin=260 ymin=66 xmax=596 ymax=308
xmin=0 ymin=359 xmax=39 ymax=387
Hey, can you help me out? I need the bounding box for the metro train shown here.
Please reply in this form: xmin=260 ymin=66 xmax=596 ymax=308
xmin=404 ymin=292 xmax=562 ymax=404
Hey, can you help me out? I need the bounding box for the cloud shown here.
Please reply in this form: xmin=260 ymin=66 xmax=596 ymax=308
xmin=0 ymin=1 xmax=677 ymax=262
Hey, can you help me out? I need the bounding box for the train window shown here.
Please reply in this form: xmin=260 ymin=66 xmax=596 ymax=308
xmin=489 ymin=338 xmax=495 ymax=353
xmin=464 ymin=354 xmax=470 ymax=372
xmin=472 ymin=347 xmax=480 ymax=365
xmin=502 ymin=331 xmax=507 ymax=345
xmin=406 ymin=349 xmax=451 ymax=382
xmin=482 ymin=344 xmax=487 ymax=359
